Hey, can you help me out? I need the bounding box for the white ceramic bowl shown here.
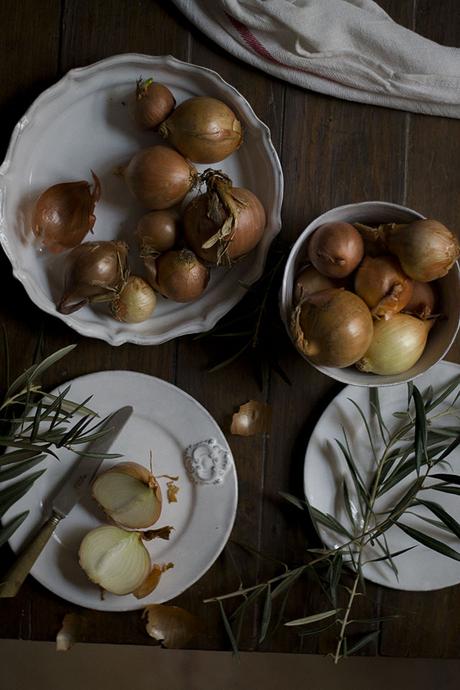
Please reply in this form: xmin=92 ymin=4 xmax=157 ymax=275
xmin=0 ymin=54 xmax=283 ymax=345
xmin=280 ymin=201 xmax=460 ymax=387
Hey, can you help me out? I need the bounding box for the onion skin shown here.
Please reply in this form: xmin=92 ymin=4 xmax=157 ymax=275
xmin=383 ymin=220 xmax=460 ymax=282
xmin=356 ymin=314 xmax=434 ymax=375
xmin=354 ymin=255 xmax=413 ymax=320
xmin=33 ymin=171 xmax=100 ymax=253
xmin=123 ymin=145 xmax=197 ymax=209
xmin=135 ymin=78 xmax=175 ymax=130
xmin=294 ymin=265 xmax=336 ymax=303
xmin=308 ymin=223 xmax=364 ymax=278
xmin=136 ymin=210 xmax=179 ymax=256
xmin=183 ymin=171 xmax=266 ymax=264
xmin=57 ymin=240 xmax=128 ymax=315
xmin=403 ymin=280 xmax=438 ymax=319
xmin=291 ymin=288 xmax=373 ymax=368
xmin=153 ymin=249 xmax=209 ymax=302
xmin=159 ymin=96 xmax=242 ymax=163
xmin=111 ymin=276 xmax=157 ymax=323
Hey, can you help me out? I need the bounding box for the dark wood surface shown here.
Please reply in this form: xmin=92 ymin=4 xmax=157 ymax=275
xmin=1 ymin=0 xmax=460 ymax=657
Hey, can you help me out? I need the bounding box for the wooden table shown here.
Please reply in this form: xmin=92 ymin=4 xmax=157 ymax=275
xmin=1 ymin=0 xmax=460 ymax=657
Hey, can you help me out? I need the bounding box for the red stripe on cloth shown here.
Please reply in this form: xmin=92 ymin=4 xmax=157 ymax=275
xmin=226 ymin=13 xmax=282 ymax=65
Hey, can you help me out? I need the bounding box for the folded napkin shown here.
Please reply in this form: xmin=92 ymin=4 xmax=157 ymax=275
xmin=172 ymin=0 xmax=460 ymax=117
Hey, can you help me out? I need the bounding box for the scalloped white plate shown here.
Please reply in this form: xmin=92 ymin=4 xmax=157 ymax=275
xmin=0 ymin=54 xmax=283 ymax=345
xmin=2 ymin=370 xmax=238 ymax=611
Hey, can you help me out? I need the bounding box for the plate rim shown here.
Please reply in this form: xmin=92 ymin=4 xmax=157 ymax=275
xmin=3 ymin=368 xmax=239 ymax=611
xmin=0 ymin=53 xmax=284 ymax=346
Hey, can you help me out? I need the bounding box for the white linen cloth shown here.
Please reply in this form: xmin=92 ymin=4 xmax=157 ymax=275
xmin=172 ymin=0 xmax=460 ymax=117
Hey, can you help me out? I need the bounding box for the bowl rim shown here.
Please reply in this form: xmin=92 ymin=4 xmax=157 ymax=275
xmin=280 ymin=200 xmax=460 ymax=387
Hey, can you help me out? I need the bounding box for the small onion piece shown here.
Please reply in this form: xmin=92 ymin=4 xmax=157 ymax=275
xmin=135 ymin=78 xmax=176 ymax=130
xmin=403 ymin=281 xmax=438 ymax=319
xmin=33 ymin=171 xmax=101 ymax=253
xmin=183 ymin=170 xmax=266 ymax=265
xmin=111 ymin=276 xmax=157 ymax=323
xmin=92 ymin=462 xmax=162 ymax=529
xmin=153 ymin=249 xmax=209 ymax=302
xmin=356 ymin=314 xmax=434 ymax=375
xmin=291 ymin=289 xmax=373 ymax=368
xmin=159 ymin=96 xmax=242 ymax=163
xmin=79 ymin=526 xmax=151 ymax=596
xmin=308 ymin=223 xmax=364 ymax=278
xmin=354 ymin=255 xmax=413 ymax=320
xmin=57 ymin=240 xmax=128 ymax=315
xmin=294 ymin=265 xmax=336 ymax=303
xmin=122 ymin=145 xmax=197 ymax=209
xmin=136 ymin=210 xmax=180 ymax=257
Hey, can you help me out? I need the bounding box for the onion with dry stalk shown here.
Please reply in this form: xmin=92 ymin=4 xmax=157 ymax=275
xmin=136 ymin=210 xmax=180 ymax=257
xmin=294 ymin=265 xmax=336 ymax=303
xmin=159 ymin=96 xmax=242 ymax=163
xmin=183 ymin=170 xmax=266 ymax=265
xmin=135 ymin=77 xmax=175 ymax=129
xmin=291 ymin=289 xmax=373 ymax=368
xmin=354 ymin=255 xmax=413 ymax=320
xmin=403 ymin=281 xmax=438 ymax=319
xmin=111 ymin=276 xmax=157 ymax=323
xmin=92 ymin=461 xmax=162 ymax=529
xmin=356 ymin=313 xmax=434 ymax=375
xmin=151 ymin=249 xmax=210 ymax=302
xmin=122 ymin=145 xmax=197 ymax=209
xmin=33 ymin=171 xmax=100 ymax=253
xmin=308 ymin=222 xmax=364 ymax=278
xmin=57 ymin=240 xmax=128 ymax=315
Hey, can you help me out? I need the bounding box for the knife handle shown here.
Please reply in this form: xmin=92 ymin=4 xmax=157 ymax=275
xmin=0 ymin=512 xmax=62 ymax=598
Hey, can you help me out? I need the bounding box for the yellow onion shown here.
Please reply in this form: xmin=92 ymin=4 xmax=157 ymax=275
xmin=403 ymin=281 xmax=438 ymax=319
xmin=57 ymin=240 xmax=128 ymax=314
xmin=354 ymin=255 xmax=413 ymax=320
xmin=92 ymin=461 xmax=162 ymax=529
xmin=159 ymin=96 xmax=242 ymax=163
xmin=356 ymin=314 xmax=434 ymax=375
xmin=294 ymin=265 xmax=336 ymax=303
xmin=136 ymin=210 xmax=179 ymax=257
xmin=33 ymin=171 xmax=100 ymax=253
xmin=122 ymin=145 xmax=197 ymax=209
xmin=308 ymin=222 xmax=364 ymax=278
xmin=152 ymin=249 xmax=209 ymax=302
xmin=183 ymin=170 xmax=266 ymax=265
xmin=111 ymin=276 xmax=156 ymax=323
xmin=291 ymin=288 xmax=373 ymax=368
xmin=135 ymin=77 xmax=175 ymax=129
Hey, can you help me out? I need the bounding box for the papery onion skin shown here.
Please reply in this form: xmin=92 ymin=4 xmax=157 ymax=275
xmin=135 ymin=78 xmax=176 ymax=130
xmin=183 ymin=171 xmax=266 ymax=264
xmin=384 ymin=220 xmax=460 ymax=282
xmin=354 ymin=255 xmax=413 ymax=320
xmin=308 ymin=222 xmax=364 ymax=278
xmin=403 ymin=281 xmax=438 ymax=319
xmin=291 ymin=288 xmax=373 ymax=368
xmin=111 ymin=276 xmax=157 ymax=323
xmin=123 ymin=145 xmax=197 ymax=209
xmin=153 ymin=249 xmax=209 ymax=302
xmin=294 ymin=265 xmax=336 ymax=303
xmin=356 ymin=314 xmax=433 ymax=375
xmin=136 ymin=210 xmax=179 ymax=256
xmin=57 ymin=240 xmax=128 ymax=315
xmin=159 ymin=96 xmax=242 ymax=163
xmin=33 ymin=171 xmax=100 ymax=253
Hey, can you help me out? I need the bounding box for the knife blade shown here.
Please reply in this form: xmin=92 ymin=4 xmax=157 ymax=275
xmin=0 ymin=404 xmax=133 ymax=598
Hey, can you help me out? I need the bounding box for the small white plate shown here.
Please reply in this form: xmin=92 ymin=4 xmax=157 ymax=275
xmin=304 ymin=360 xmax=460 ymax=591
xmin=0 ymin=54 xmax=283 ymax=345
xmin=3 ymin=371 xmax=238 ymax=611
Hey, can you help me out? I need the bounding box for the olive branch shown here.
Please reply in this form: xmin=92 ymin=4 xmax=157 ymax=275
xmin=205 ymin=376 xmax=460 ymax=661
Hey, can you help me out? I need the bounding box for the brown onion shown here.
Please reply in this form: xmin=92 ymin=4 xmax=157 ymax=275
xmin=152 ymin=249 xmax=209 ymax=302
xmin=159 ymin=96 xmax=242 ymax=163
xmin=33 ymin=171 xmax=100 ymax=253
xmin=136 ymin=210 xmax=179 ymax=257
xmin=57 ymin=240 xmax=128 ymax=314
xmin=135 ymin=78 xmax=175 ymax=129
xmin=183 ymin=170 xmax=266 ymax=265
xmin=308 ymin=223 xmax=364 ymax=278
xmin=294 ymin=265 xmax=336 ymax=303
xmin=111 ymin=276 xmax=157 ymax=323
xmin=122 ymin=145 xmax=197 ymax=209
xmin=291 ymin=289 xmax=373 ymax=368
xmin=403 ymin=281 xmax=438 ymax=319
xmin=354 ymin=255 xmax=413 ymax=320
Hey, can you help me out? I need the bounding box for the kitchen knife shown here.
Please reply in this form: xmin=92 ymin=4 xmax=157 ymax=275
xmin=0 ymin=404 xmax=133 ymax=598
